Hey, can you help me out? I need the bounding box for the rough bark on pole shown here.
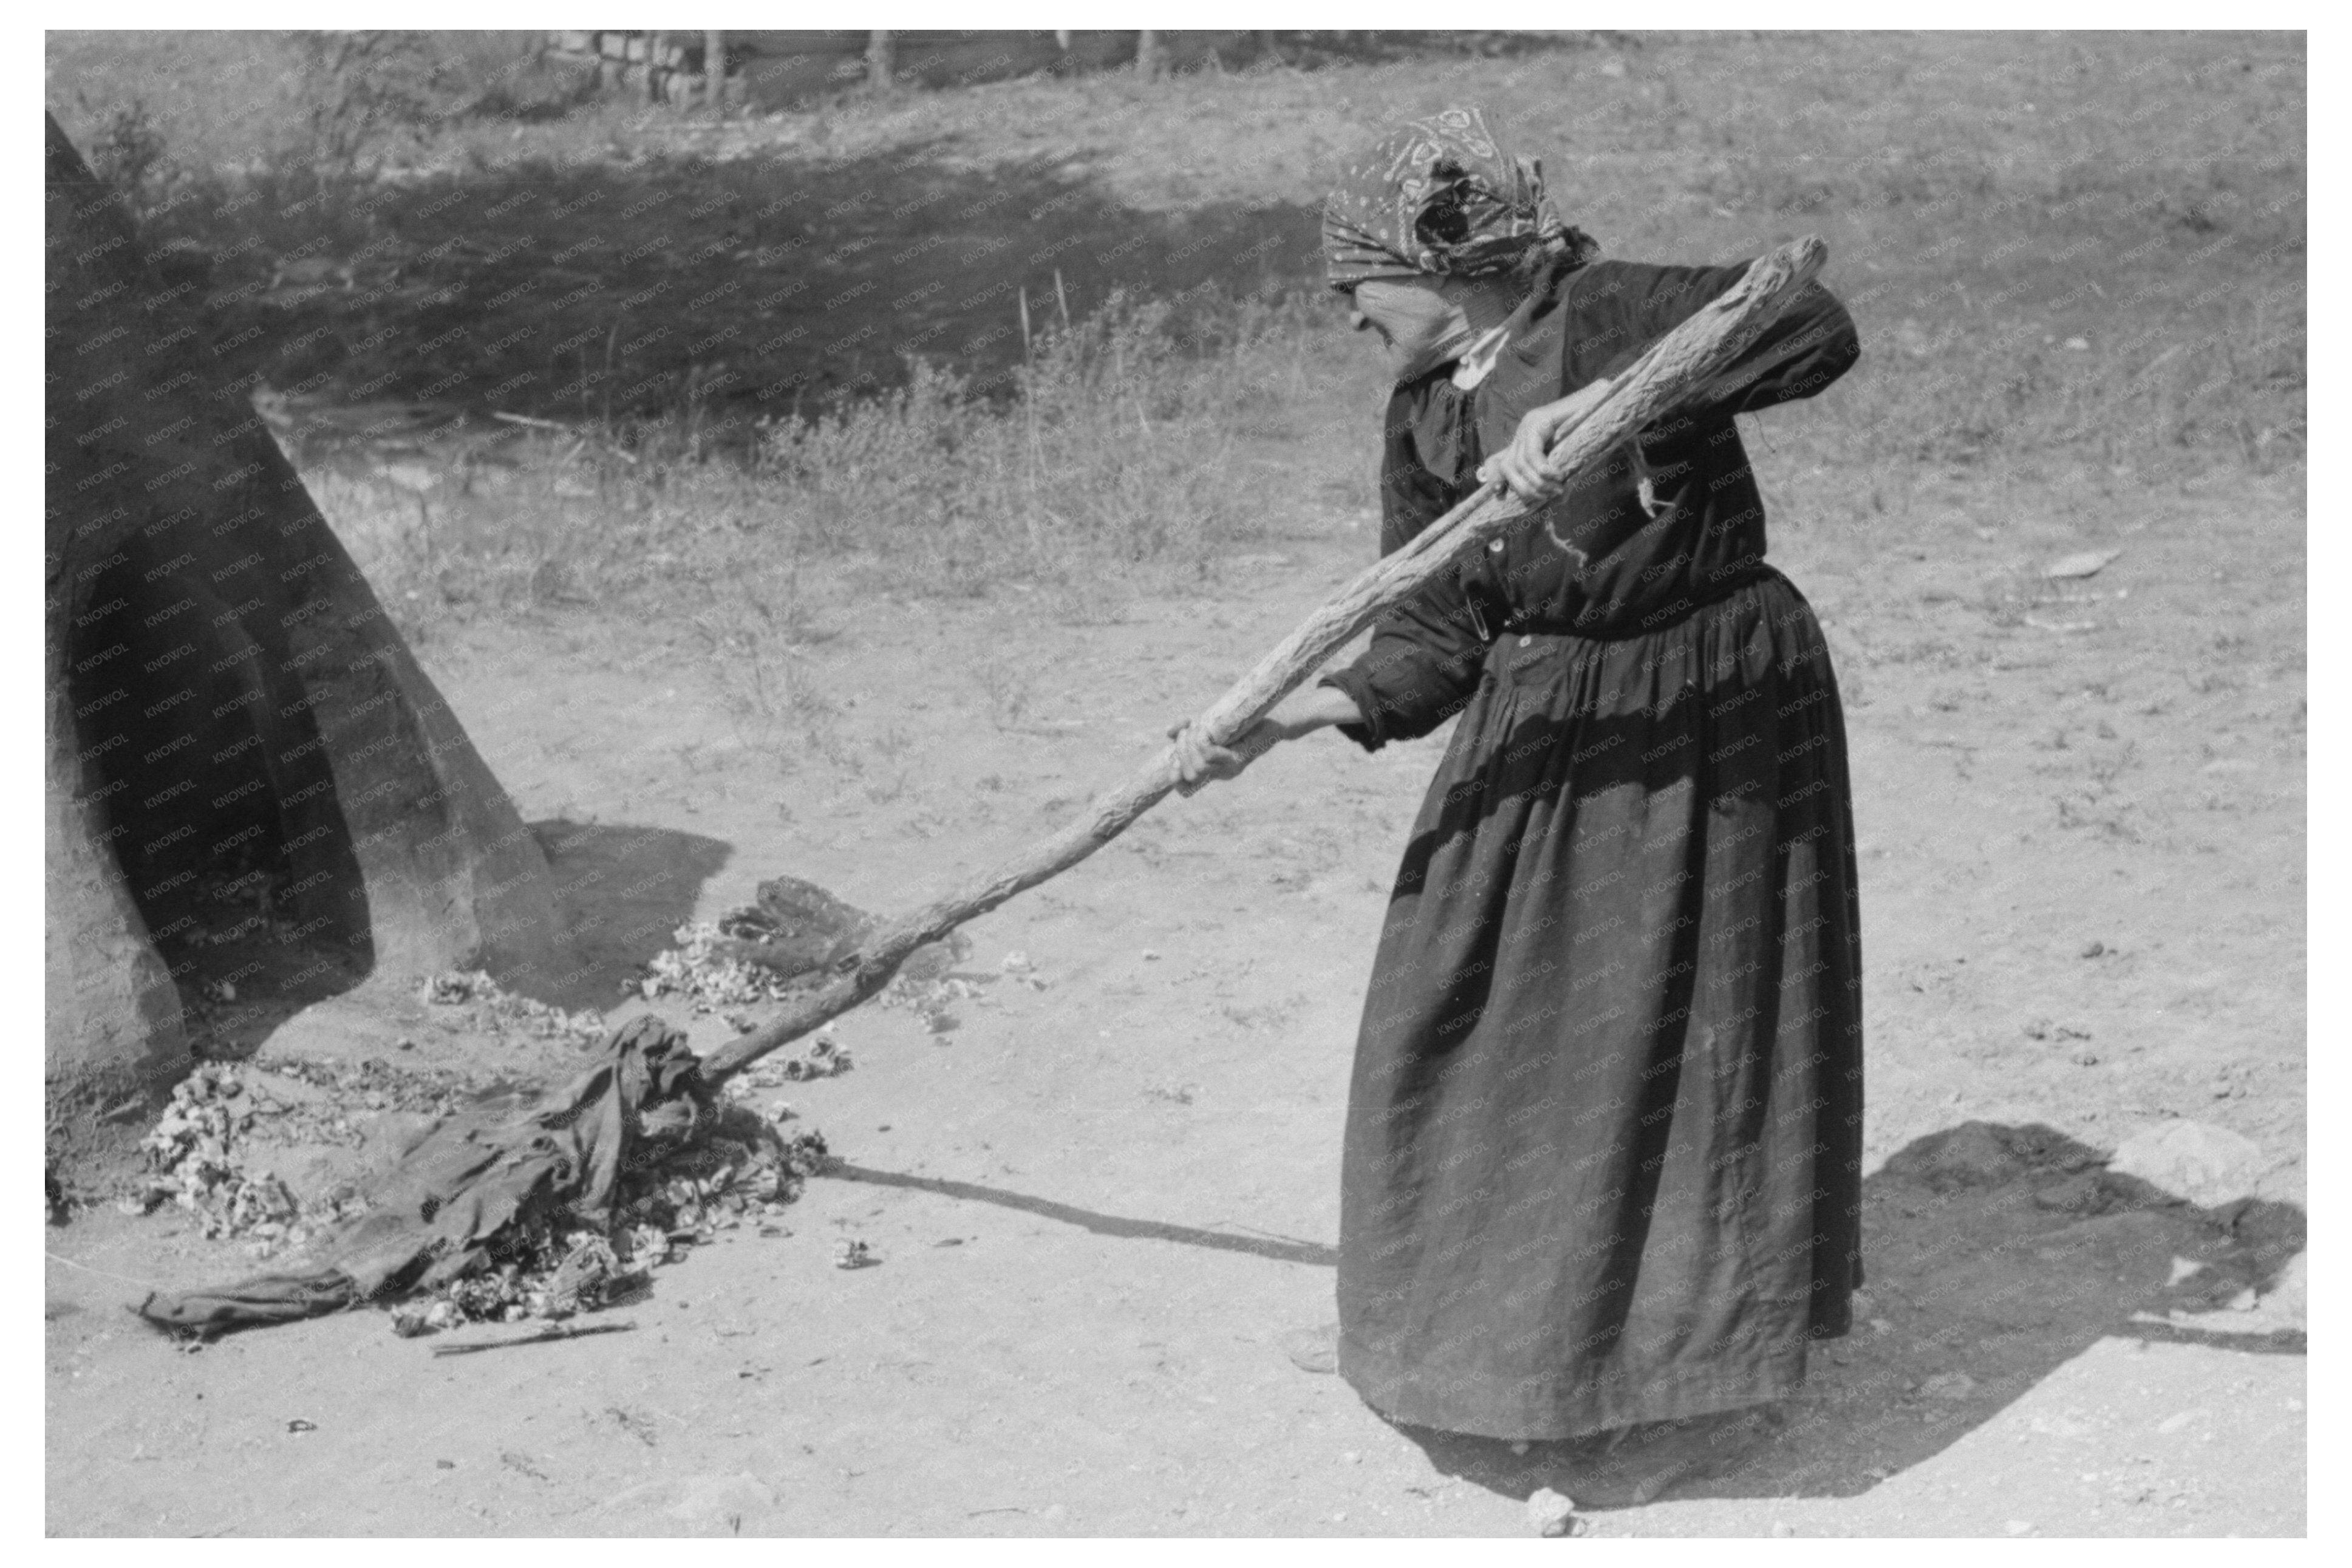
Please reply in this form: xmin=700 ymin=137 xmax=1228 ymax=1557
xmin=706 ymin=30 xmax=725 ymax=113
xmin=867 ymin=30 xmax=895 ymax=89
xmin=1136 ymin=30 xmax=1162 ymax=80
xmin=701 ymin=236 xmax=1831 ymax=1086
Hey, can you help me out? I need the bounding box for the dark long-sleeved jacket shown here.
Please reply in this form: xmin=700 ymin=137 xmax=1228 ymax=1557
xmin=1322 ymin=258 xmax=1861 ymax=749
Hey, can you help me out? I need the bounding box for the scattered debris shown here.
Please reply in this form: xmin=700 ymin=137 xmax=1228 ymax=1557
xmin=999 ymin=950 xmax=1050 ymax=993
xmin=134 ymin=1023 xmax=840 ymax=1339
xmin=641 ymin=922 xmax=813 ymax=1010
xmin=728 ymin=1035 xmax=853 ymax=1089
xmin=421 ymin=969 xmax=607 ymax=1047
xmin=128 ymin=1063 xmax=315 ymax=1247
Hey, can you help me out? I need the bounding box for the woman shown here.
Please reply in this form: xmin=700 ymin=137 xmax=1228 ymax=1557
xmin=1175 ymin=107 xmax=1865 ymax=1447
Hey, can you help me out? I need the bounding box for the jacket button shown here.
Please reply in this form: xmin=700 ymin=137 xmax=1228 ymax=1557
xmin=1487 ymin=539 xmax=1505 ymax=553
xmin=1518 ymin=635 xmax=1533 ymax=648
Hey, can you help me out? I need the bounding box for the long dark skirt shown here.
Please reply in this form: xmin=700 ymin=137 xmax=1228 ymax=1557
xmin=1335 ymin=568 xmax=1864 ymax=1442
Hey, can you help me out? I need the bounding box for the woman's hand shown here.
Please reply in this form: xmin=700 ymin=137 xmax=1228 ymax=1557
xmin=1168 ymin=718 xmax=1267 ymax=796
xmin=1165 ymin=686 xmax=1364 ymax=796
xmin=1480 ymin=381 xmax=1614 ymax=502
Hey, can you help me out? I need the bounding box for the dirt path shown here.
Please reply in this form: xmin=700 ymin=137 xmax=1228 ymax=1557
xmin=47 ymin=456 xmax=2303 ymax=1536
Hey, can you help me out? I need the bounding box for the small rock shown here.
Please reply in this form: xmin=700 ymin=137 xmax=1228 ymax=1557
xmin=2005 ymin=1519 xmax=2035 ymax=1536
xmin=1526 ymin=1487 xmax=1577 ymax=1537
xmin=1849 ymin=1289 xmax=1875 ymax=1316
xmin=2080 ymin=941 xmax=2105 ymax=958
xmin=2260 ymin=1253 xmax=2307 ymax=1323
xmin=1509 ymin=1440 xmax=1530 ymax=1456
xmin=2073 ymin=1050 xmax=2100 ymax=1067
xmin=287 ymin=1418 xmax=316 ymax=1433
xmin=396 ymin=1037 xmax=417 ymax=1051
xmin=666 ymin=1472 xmax=775 ymax=1527
xmin=1141 ymin=949 xmax=1162 ymax=961
xmin=389 ymin=1306 xmax=434 ymax=1338
xmin=1870 ymin=1318 xmax=1894 ymax=1335
xmin=2042 ymin=548 xmax=2122 ymax=581
xmin=2108 ymin=1120 xmax=2263 ymax=1207
xmin=2063 ymin=337 xmax=2090 ymax=351
xmin=832 ymin=1239 xmax=879 ymax=1270
xmin=1000 ymin=951 xmax=1034 ymax=974
xmin=1921 ymin=1371 xmax=1977 ymax=1401
xmin=1770 ymin=1521 xmax=1796 ymax=1538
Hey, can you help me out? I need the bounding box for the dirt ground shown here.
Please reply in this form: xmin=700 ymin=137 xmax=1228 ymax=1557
xmin=46 ymin=29 xmax=2304 ymax=1540
xmin=46 ymin=454 xmax=2305 ymax=1536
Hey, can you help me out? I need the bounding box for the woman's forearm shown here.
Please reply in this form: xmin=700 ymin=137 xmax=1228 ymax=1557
xmin=1267 ymin=684 xmax=1363 ymax=740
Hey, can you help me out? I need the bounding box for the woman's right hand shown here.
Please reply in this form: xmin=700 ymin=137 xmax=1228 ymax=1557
xmin=1482 ymin=380 xmax=1614 ymax=502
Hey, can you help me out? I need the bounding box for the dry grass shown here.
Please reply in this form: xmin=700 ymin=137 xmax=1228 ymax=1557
xmin=63 ymin=30 xmax=2303 ymax=688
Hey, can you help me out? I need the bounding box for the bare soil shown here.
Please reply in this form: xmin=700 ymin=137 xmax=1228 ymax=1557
xmin=47 ymin=462 xmax=2304 ymax=1536
xmin=47 ymin=29 xmax=2303 ymax=1539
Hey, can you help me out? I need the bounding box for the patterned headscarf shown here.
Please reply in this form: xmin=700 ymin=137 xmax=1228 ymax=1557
xmin=1322 ymin=106 xmax=1593 ymax=290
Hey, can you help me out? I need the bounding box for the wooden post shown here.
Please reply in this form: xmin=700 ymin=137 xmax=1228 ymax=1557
xmin=867 ymin=30 xmax=895 ymax=90
xmin=706 ymin=30 xmax=725 ymax=114
xmin=698 ymin=238 xmax=1833 ymax=1086
xmin=644 ymin=31 xmax=667 ymax=102
xmin=1135 ymin=29 xmax=1162 ymax=81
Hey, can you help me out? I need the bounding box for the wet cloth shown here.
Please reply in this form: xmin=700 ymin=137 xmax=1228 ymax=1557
xmin=1317 ymin=256 xmax=1865 ymax=1441
xmin=1321 ymin=106 xmax=1596 ymax=289
xmin=135 ymin=1018 xmax=714 ymax=1335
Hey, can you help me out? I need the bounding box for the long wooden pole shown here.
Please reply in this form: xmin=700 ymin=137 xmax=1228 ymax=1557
xmin=703 ymin=237 xmax=1829 ymax=1086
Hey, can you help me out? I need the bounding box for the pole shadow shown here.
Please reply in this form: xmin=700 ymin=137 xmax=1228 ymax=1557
xmin=820 ymin=1161 xmax=1338 ymax=1267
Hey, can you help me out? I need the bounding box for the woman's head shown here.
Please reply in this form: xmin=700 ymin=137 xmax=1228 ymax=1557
xmin=1321 ymin=106 xmax=1597 ymax=296
xmin=1345 ymin=274 xmax=1522 ymax=384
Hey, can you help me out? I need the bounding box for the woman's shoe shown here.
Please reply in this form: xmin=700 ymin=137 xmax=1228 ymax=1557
xmin=1281 ymin=1321 xmax=1340 ymax=1374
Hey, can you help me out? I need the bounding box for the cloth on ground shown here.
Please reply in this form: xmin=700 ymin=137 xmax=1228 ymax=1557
xmin=134 ymin=1017 xmax=714 ymax=1336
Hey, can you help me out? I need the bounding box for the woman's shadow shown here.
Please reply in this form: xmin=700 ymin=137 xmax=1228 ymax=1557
xmin=1397 ymin=1120 xmax=2306 ymax=1511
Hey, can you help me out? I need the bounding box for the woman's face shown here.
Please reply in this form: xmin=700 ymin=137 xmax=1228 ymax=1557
xmin=1346 ymin=276 xmax=1457 ymax=367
